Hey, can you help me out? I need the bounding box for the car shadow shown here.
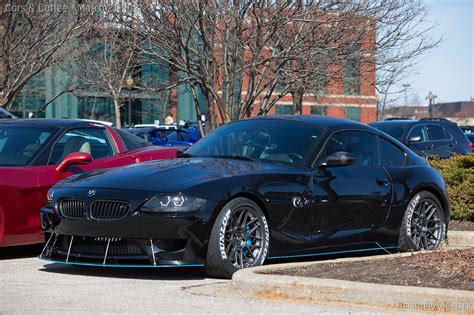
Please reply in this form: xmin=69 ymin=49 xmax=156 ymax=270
xmin=0 ymin=244 xmax=43 ymax=260
xmin=38 ymin=262 xmax=208 ymax=281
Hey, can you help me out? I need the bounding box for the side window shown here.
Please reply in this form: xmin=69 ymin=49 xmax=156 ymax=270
xmin=426 ymin=125 xmax=448 ymax=141
xmin=49 ymin=128 xmax=114 ymax=165
xmin=319 ymin=131 xmax=378 ymax=166
xmin=114 ymin=128 xmax=149 ymax=151
xmin=379 ymin=137 xmax=406 ymax=166
xmin=408 ymin=125 xmax=428 ymax=142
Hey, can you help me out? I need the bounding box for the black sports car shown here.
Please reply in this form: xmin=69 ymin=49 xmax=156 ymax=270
xmin=40 ymin=116 xmax=450 ymax=278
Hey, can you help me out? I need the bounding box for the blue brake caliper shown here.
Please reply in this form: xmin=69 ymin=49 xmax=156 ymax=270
xmin=243 ymin=225 xmax=252 ymax=255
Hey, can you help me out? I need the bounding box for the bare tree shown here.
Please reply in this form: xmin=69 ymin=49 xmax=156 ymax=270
xmin=73 ymin=24 xmax=140 ymax=128
xmin=0 ymin=1 xmax=95 ymax=110
xmin=127 ymin=1 xmax=438 ymax=131
xmin=130 ymin=1 xmax=350 ymax=130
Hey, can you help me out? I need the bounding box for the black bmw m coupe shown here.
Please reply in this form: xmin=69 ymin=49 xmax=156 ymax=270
xmin=40 ymin=116 xmax=450 ymax=278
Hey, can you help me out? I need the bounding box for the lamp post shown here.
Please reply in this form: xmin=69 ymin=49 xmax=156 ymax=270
xmin=425 ymin=91 xmax=437 ymax=118
xmin=402 ymin=84 xmax=410 ymax=106
xmin=126 ymin=76 xmax=134 ymax=127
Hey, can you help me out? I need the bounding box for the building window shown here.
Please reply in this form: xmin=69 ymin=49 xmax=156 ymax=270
xmin=311 ymin=105 xmax=327 ymax=115
xmin=345 ymin=106 xmax=360 ymax=121
xmin=344 ymin=43 xmax=360 ymax=95
xmin=276 ymin=104 xmax=293 ymax=115
xmin=78 ymin=97 xmax=115 ymax=122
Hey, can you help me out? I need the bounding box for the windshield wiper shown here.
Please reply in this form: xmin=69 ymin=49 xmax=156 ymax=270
xmin=210 ymin=154 xmax=257 ymax=162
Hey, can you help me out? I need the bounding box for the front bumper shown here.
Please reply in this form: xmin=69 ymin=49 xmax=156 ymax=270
xmin=39 ymin=199 xmax=219 ymax=266
xmin=39 ymin=233 xmax=205 ymax=266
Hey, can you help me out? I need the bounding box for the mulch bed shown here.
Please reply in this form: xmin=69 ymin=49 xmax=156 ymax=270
xmin=271 ymin=248 xmax=474 ymax=291
xmin=450 ymin=220 xmax=474 ymax=231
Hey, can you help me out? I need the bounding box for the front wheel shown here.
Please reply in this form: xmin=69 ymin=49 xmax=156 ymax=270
xmin=399 ymin=191 xmax=446 ymax=251
xmin=204 ymin=198 xmax=270 ymax=279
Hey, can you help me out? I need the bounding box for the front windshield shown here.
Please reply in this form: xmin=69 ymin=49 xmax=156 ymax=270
xmin=0 ymin=125 xmax=56 ymax=166
xmin=186 ymin=119 xmax=324 ymax=166
xmin=371 ymin=123 xmax=408 ymax=141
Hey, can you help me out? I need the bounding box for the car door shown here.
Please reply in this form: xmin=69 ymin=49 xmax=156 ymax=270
xmin=424 ymin=124 xmax=452 ymax=158
xmin=0 ymin=126 xmax=56 ymax=246
xmin=311 ymin=130 xmax=391 ymax=243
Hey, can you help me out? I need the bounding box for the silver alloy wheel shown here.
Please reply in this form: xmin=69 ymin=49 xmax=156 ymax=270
xmin=223 ymin=207 xmax=265 ymax=268
xmin=408 ymin=199 xmax=443 ymax=250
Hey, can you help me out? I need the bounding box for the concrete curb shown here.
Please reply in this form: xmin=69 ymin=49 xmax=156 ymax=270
xmin=448 ymin=231 xmax=474 ymax=248
xmin=231 ymin=250 xmax=473 ymax=312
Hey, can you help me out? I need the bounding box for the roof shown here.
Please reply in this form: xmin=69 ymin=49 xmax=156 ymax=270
xmin=371 ymin=118 xmax=458 ymax=126
xmin=244 ymin=115 xmax=370 ymax=129
xmin=370 ymin=120 xmax=417 ymax=125
xmin=0 ymin=118 xmax=107 ymax=128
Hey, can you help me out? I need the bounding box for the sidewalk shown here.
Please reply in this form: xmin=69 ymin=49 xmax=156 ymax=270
xmin=231 ymin=233 xmax=474 ymax=313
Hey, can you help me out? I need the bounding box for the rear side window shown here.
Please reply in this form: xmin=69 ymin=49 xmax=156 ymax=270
xmin=115 ymin=128 xmax=150 ymax=151
xmin=408 ymin=125 xmax=428 ymax=142
xmin=379 ymin=137 xmax=406 ymax=166
xmin=426 ymin=125 xmax=448 ymax=140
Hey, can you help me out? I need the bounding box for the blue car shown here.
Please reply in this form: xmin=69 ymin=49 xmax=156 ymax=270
xmin=124 ymin=126 xmax=201 ymax=147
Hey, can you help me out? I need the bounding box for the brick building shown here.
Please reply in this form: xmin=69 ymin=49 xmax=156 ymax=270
xmin=9 ymin=11 xmax=377 ymax=125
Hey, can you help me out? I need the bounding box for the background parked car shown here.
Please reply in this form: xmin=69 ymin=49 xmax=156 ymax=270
xmin=370 ymin=118 xmax=471 ymax=158
xmin=460 ymin=126 xmax=473 ymax=133
xmin=0 ymin=119 xmax=178 ymax=247
xmin=465 ymin=133 xmax=474 ymax=152
xmin=124 ymin=125 xmax=201 ymax=147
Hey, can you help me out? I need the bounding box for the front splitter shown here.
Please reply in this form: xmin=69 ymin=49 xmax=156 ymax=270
xmin=37 ymin=256 xmax=204 ymax=268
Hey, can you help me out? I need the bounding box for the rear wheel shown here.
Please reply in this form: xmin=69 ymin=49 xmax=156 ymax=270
xmin=399 ymin=191 xmax=446 ymax=251
xmin=204 ymin=198 xmax=270 ymax=279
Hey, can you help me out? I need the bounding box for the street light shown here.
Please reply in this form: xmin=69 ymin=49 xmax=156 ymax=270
xmin=126 ymin=76 xmax=134 ymax=127
xmin=425 ymin=91 xmax=437 ymax=118
xmin=402 ymin=84 xmax=410 ymax=106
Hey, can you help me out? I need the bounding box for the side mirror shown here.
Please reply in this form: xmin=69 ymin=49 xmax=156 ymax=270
xmin=407 ymin=135 xmax=422 ymax=143
xmin=55 ymin=152 xmax=93 ymax=173
xmin=320 ymin=151 xmax=356 ymax=167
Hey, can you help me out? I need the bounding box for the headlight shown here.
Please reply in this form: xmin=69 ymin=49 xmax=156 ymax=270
xmin=140 ymin=194 xmax=206 ymax=213
xmin=47 ymin=188 xmax=55 ymax=202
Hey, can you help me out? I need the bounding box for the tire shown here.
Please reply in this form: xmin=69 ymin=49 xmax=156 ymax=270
xmin=204 ymin=197 xmax=270 ymax=279
xmin=399 ymin=191 xmax=446 ymax=251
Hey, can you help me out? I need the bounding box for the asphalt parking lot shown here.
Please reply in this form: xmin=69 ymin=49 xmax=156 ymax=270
xmin=0 ymin=246 xmax=385 ymax=314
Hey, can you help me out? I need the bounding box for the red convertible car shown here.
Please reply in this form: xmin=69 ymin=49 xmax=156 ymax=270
xmin=0 ymin=119 xmax=178 ymax=247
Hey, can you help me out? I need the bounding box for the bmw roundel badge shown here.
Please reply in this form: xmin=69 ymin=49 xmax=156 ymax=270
xmin=292 ymin=196 xmax=303 ymax=209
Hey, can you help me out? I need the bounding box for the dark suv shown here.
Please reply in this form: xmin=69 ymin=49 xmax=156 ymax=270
xmin=370 ymin=118 xmax=471 ymax=158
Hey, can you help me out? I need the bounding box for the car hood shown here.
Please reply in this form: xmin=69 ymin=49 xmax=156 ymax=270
xmin=55 ymin=157 xmax=291 ymax=192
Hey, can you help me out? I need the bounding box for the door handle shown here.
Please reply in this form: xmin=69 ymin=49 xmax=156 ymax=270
xmin=376 ymin=177 xmax=390 ymax=186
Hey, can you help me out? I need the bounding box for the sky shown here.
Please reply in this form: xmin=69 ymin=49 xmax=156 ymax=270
xmin=397 ymin=0 xmax=473 ymax=105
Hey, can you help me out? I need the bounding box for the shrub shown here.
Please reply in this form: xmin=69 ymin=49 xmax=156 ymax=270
xmin=429 ymin=154 xmax=474 ymax=221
